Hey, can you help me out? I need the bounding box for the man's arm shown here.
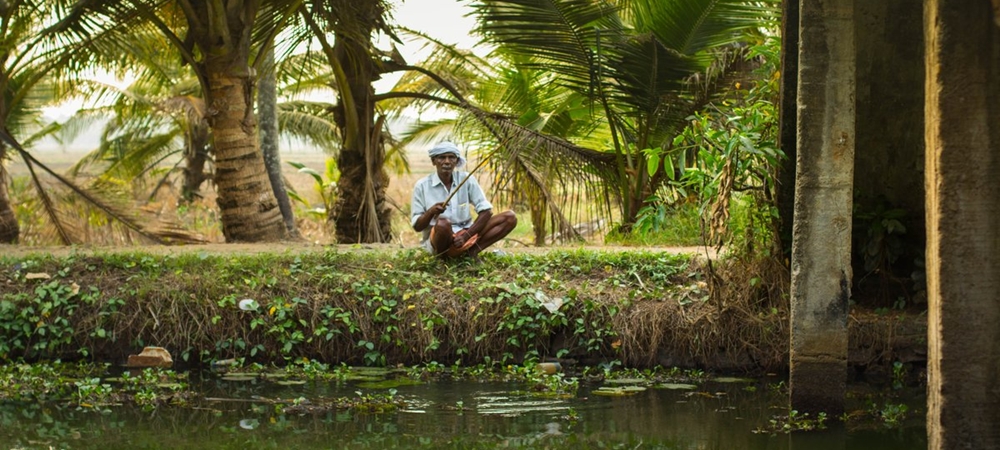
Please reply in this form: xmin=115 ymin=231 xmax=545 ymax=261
xmin=411 ymin=180 xmax=444 ymax=232
xmin=451 ymin=208 xmax=491 ymax=249
xmin=467 ymin=208 xmax=492 ymax=237
xmin=413 ymin=202 xmax=447 ymax=232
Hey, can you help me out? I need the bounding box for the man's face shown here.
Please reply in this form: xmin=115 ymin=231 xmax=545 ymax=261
xmin=432 ymin=153 xmax=459 ymax=176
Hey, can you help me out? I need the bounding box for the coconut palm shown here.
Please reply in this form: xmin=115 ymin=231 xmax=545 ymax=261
xmin=51 ymin=0 xmax=311 ymax=242
xmin=0 ymin=0 xmax=220 ymax=245
xmin=461 ymin=0 xmax=778 ymax=231
xmin=0 ymin=0 xmax=51 ymax=243
xmin=67 ymin=40 xmax=339 ymax=203
xmin=288 ymin=0 xmax=399 ymax=243
xmin=0 ymin=0 xmax=80 ymax=244
xmin=64 ymin=58 xmax=211 ymax=200
xmin=0 ymin=0 xmax=151 ymax=244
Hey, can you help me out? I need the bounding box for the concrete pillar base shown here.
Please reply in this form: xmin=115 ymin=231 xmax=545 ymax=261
xmin=789 ymin=359 xmax=847 ymax=416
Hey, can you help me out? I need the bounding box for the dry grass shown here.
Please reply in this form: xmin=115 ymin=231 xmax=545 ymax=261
xmin=0 ymin=248 xmax=923 ymax=374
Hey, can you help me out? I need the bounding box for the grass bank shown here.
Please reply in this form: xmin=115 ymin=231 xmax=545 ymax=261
xmin=0 ymin=247 xmax=922 ymax=375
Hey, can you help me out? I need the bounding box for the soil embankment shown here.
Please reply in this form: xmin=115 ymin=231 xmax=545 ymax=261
xmin=0 ymin=246 xmax=923 ymax=377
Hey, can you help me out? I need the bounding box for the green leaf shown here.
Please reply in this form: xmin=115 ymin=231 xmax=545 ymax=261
xmin=664 ymin=154 xmax=676 ymax=181
xmin=646 ymin=152 xmax=661 ymax=177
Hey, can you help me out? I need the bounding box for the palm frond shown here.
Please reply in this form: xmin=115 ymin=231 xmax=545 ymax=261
xmin=94 ymin=126 xmax=183 ymax=181
xmin=608 ymin=33 xmax=701 ymax=123
xmin=454 ymin=105 xmax=621 ymax=238
xmin=383 ymin=28 xmax=494 ymax=111
xmin=250 ymin=0 xmax=308 ymax=72
xmin=23 ymin=156 xmax=73 ymax=245
xmin=274 ymin=51 xmax=334 ymax=91
xmin=620 ymin=0 xmax=779 ymax=54
xmin=2 ymin=129 xmax=205 ymax=245
xmin=653 ymin=45 xmax=757 ymax=139
xmin=473 ymin=0 xmax=622 ymax=94
xmin=395 ymin=117 xmax=462 ymax=151
xmin=45 ymin=108 xmax=108 ymax=150
xmin=276 ymin=101 xmax=341 ymax=151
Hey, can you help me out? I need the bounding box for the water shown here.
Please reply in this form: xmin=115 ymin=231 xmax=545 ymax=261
xmin=0 ymin=373 xmax=926 ymax=449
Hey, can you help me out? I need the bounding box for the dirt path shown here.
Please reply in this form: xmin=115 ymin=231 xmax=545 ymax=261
xmin=1 ymin=242 xmax=719 ymax=260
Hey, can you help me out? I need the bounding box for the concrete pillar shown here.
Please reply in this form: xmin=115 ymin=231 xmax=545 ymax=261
xmin=788 ymin=0 xmax=855 ymax=416
xmin=924 ymin=1 xmax=1000 ymax=448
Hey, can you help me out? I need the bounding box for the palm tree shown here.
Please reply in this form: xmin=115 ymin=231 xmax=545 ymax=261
xmin=64 ymin=58 xmax=213 ymax=203
xmin=462 ymin=0 xmax=777 ymax=231
xmin=54 ymin=0 xmax=307 ymax=242
xmin=0 ymin=0 xmax=109 ymax=243
xmin=0 ymin=0 xmax=62 ymax=243
xmin=74 ymin=48 xmax=345 ymax=185
xmin=66 ymin=41 xmax=354 ymax=233
xmin=479 ymin=54 xmax=611 ymax=245
xmin=0 ymin=0 xmax=216 ymax=245
xmin=258 ymin=47 xmax=298 ymax=237
xmin=290 ymin=0 xmax=398 ymax=243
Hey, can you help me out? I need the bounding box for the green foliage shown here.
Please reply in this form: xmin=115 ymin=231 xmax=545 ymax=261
xmin=0 ymin=362 xmax=105 ymax=402
xmin=643 ymin=35 xmax=783 ymax=253
xmin=852 ymin=198 xmax=919 ymax=307
xmin=0 ymin=273 xmax=86 ymax=359
xmin=613 ymin=200 xmax=703 ymax=246
xmin=1 ymin=249 xmax=705 ymax=367
xmin=854 ymin=200 xmax=908 ymax=276
xmin=0 ymin=362 xmax=191 ymax=412
xmin=74 ymin=377 xmax=113 ymax=407
xmin=871 ymin=401 xmax=910 ymax=427
xmin=286 ymin=159 xmax=339 ymax=219
xmin=754 ymin=409 xmax=828 ymax=435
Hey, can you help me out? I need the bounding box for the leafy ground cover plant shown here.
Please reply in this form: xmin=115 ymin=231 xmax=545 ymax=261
xmin=0 ymin=249 xmax=783 ymax=369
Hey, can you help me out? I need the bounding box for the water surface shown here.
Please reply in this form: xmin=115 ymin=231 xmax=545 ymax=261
xmin=0 ymin=373 xmax=927 ymax=449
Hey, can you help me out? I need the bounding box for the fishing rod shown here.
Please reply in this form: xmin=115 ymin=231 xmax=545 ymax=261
xmin=438 ymin=154 xmax=492 ymax=208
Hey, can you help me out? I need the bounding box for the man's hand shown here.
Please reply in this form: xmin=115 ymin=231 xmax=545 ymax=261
xmin=428 ymin=202 xmax=447 ymax=216
xmin=452 ymin=229 xmax=468 ymax=248
xmin=414 ymin=202 xmax=448 ymax=232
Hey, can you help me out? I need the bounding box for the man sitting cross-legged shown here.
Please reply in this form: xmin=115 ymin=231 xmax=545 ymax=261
xmin=410 ymin=141 xmax=517 ymax=260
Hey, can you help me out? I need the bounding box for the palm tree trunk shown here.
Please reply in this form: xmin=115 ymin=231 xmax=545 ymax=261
xmin=258 ymin=48 xmax=299 ymax=238
xmin=531 ymin=197 xmax=547 ymax=245
xmin=181 ymin=122 xmax=211 ymax=202
xmin=329 ymin=1 xmax=392 ymax=244
xmin=204 ymin=63 xmax=285 ymax=242
xmin=0 ymin=147 xmax=18 ymax=243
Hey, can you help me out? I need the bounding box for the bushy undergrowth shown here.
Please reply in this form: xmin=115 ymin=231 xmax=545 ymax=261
xmin=0 ymin=248 xmax=910 ymax=373
xmin=605 ymin=201 xmax=705 ymax=247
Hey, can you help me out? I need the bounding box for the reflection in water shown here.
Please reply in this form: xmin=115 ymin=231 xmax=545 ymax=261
xmin=0 ymin=376 xmax=927 ymax=449
xmin=791 ymin=426 xmax=846 ymax=450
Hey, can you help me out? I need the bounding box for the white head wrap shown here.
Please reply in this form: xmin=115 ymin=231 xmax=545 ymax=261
xmin=428 ymin=141 xmax=466 ymax=169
